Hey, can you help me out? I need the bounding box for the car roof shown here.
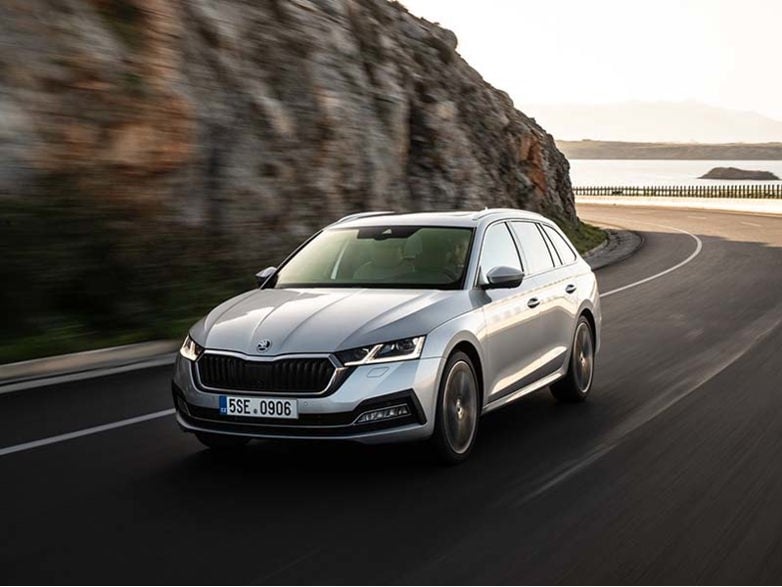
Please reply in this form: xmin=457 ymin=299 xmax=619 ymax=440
xmin=329 ymin=208 xmax=552 ymax=229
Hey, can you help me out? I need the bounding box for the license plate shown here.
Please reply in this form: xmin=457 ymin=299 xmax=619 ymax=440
xmin=219 ymin=395 xmax=298 ymax=419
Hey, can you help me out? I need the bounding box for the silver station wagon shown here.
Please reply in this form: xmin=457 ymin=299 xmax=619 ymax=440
xmin=172 ymin=209 xmax=601 ymax=463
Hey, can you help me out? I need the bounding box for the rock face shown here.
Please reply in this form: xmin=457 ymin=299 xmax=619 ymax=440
xmin=0 ymin=0 xmax=575 ymax=345
xmin=699 ymin=167 xmax=780 ymax=180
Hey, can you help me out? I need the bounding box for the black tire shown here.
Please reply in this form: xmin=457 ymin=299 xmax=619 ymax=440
xmin=430 ymin=351 xmax=480 ymax=465
xmin=551 ymin=316 xmax=595 ymax=403
xmin=195 ymin=431 xmax=250 ymax=450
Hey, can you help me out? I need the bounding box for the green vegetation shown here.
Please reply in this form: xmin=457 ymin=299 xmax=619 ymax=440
xmin=0 ymin=180 xmax=253 ymax=364
xmin=558 ymin=220 xmax=606 ymax=255
xmin=1 ymin=325 xmax=161 ymax=365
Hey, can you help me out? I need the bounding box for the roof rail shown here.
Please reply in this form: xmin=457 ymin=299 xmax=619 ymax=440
xmin=330 ymin=210 xmax=395 ymax=226
xmin=471 ymin=207 xmax=524 ymax=220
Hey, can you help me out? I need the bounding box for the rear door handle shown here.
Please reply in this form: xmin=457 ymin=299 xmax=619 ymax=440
xmin=527 ymin=297 xmax=541 ymax=308
xmin=565 ymin=284 xmax=577 ymax=294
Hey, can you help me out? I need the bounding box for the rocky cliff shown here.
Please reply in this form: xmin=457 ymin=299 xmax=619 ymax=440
xmin=0 ymin=0 xmax=576 ymax=358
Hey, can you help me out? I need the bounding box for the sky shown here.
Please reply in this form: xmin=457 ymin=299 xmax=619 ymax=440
xmin=398 ymin=0 xmax=782 ymax=125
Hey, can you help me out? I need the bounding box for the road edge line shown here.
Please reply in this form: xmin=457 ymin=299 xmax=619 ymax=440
xmin=0 ymin=409 xmax=176 ymax=457
xmin=601 ymin=222 xmax=703 ymax=298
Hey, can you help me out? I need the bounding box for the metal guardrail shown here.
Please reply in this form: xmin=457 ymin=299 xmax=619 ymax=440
xmin=573 ymin=184 xmax=782 ymax=199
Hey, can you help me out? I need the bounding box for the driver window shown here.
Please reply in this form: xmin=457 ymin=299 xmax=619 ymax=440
xmin=480 ymin=223 xmax=522 ymax=281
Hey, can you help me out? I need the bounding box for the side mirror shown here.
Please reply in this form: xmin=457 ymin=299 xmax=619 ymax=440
xmin=483 ymin=266 xmax=524 ymax=289
xmin=255 ymin=266 xmax=277 ymax=288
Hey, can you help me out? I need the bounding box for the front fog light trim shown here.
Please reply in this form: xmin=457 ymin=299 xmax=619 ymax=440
xmin=354 ymin=403 xmax=411 ymax=424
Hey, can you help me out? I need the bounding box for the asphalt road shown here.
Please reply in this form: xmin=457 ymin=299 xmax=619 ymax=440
xmin=1 ymin=205 xmax=781 ymax=584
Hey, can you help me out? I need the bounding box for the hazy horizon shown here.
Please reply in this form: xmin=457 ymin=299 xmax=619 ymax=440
xmin=529 ymin=101 xmax=782 ymax=143
xmin=399 ymin=0 xmax=782 ymax=142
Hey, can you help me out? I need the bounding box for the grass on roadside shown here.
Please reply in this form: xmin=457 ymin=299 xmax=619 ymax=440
xmin=0 ymin=317 xmax=197 ymax=365
xmin=558 ymin=220 xmax=606 ymax=255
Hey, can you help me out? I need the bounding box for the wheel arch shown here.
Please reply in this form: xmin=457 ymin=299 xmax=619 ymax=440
xmin=580 ymin=307 xmax=597 ymax=345
xmin=448 ymin=340 xmax=485 ymax=409
xmin=576 ymin=301 xmax=600 ymax=352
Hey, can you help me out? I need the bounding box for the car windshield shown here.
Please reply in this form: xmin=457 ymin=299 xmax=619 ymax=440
xmin=273 ymin=225 xmax=474 ymax=289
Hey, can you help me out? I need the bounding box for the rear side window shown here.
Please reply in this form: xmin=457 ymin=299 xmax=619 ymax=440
xmin=510 ymin=221 xmax=555 ymax=274
xmin=541 ymin=224 xmax=577 ymax=264
xmin=480 ymin=223 xmax=522 ymax=277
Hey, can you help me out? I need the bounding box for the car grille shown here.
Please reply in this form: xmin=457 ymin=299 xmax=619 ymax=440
xmin=196 ymin=354 xmax=335 ymax=394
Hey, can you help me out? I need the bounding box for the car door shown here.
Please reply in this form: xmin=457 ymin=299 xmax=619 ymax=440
xmin=478 ymin=222 xmax=547 ymax=401
xmin=539 ymin=223 xmax=583 ymax=364
xmin=508 ymin=221 xmax=570 ymax=381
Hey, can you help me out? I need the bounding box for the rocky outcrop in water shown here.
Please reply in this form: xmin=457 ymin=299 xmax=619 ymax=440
xmin=699 ymin=167 xmax=779 ymax=180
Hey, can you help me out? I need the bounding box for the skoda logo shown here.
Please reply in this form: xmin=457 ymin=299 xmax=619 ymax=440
xmin=256 ymin=339 xmax=272 ymax=352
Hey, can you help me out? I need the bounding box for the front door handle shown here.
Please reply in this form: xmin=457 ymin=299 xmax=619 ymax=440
xmin=565 ymin=284 xmax=577 ymax=294
xmin=527 ymin=297 xmax=541 ymax=308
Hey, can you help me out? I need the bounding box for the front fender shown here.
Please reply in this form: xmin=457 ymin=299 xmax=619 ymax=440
xmin=420 ymin=305 xmax=488 ymax=406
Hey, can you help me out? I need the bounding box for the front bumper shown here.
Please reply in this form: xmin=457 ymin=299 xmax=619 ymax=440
xmin=171 ymin=353 xmax=442 ymax=444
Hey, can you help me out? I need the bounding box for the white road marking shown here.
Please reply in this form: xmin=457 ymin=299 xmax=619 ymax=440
xmin=741 ymin=220 xmax=761 ymax=227
xmin=601 ymin=222 xmax=703 ymax=298
xmin=0 ymin=409 xmax=175 ymax=457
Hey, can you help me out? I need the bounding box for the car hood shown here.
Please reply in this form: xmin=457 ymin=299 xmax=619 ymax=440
xmin=190 ymin=288 xmax=476 ymax=356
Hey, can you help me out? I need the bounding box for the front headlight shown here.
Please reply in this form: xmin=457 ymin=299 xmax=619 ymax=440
xmin=180 ymin=335 xmax=204 ymax=361
xmin=336 ymin=336 xmax=425 ymax=366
